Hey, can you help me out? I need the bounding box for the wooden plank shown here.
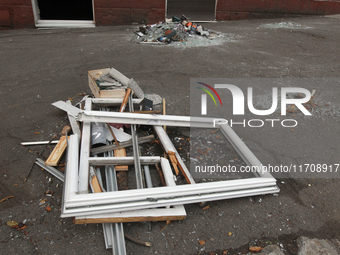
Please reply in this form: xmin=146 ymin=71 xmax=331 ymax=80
xmin=91 ymin=174 xmax=103 ymax=193
xmin=168 ymin=152 xmax=179 ymax=175
xmin=114 ymin=148 xmax=128 ymax=171
xmin=100 ymin=89 xmax=126 ymax=98
xmin=45 ymin=136 xmax=69 ymax=166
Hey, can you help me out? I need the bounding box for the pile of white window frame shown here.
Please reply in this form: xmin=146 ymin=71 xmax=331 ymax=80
xmin=53 ymin=97 xmax=279 ymax=253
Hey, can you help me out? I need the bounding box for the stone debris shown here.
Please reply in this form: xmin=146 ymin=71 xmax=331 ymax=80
xmin=297 ymin=237 xmax=340 ymax=255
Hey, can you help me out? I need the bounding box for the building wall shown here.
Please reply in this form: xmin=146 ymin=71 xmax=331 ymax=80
xmin=1 ymin=0 xmax=340 ymax=29
xmin=216 ymin=0 xmax=340 ymax=20
xmin=94 ymin=0 xmax=165 ymax=25
xmin=0 ymin=0 xmax=35 ymax=29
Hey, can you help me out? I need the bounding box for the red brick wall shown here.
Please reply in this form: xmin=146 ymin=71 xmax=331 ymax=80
xmin=0 ymin=0 xmax=34 ymax=29
xmin=94 ymin=0 xmax=166 ymax=25
xmin=216 ymin=0 xmax=340 ymax=20
xmin=1 ymin=0 xmax=340 ymax=29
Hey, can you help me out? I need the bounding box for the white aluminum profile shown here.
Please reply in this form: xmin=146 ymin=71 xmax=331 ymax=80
xmin=21 ymin=140 xmax=59 ymax=146
xmin=52 ymin=100 xmax=214 ymax=128
xmin=88 ymin=156 xmax=161 ymax=166
xmin=218 ymin=123 xmax=273 ymax=178
xmin=91 ymin=98 xmax=143 ymax=105
xmin=61 ymin=177 xmax=278 ymax=217
xmin=35 ymin=158 xmax=64 ymax=182
xmin=61 ymin=134 xmax=79 ymax=216
xmin=78 ymin=98 xmax=92 ymax=193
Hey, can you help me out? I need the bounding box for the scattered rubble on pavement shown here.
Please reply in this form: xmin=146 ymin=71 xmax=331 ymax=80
xmin=260 ymin=21 xmax=312 ymax=29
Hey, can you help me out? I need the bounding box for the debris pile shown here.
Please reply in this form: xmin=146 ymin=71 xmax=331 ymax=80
xmin=20 ymin=67 xmax=279 ymax=254
xmin=134 ymin=15 xmax=228 ymax=46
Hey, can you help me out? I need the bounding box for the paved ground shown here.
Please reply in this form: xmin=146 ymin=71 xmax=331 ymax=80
xmin=0 ymin=15 xmax=340 ymax=254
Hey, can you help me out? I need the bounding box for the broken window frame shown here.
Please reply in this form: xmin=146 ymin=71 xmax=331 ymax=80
xmin=63 ymin=98 xmax=187 ymax=220
xmin=56 ymin=99 xmax=279 ymax=218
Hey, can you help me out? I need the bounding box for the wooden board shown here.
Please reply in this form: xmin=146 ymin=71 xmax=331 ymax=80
xmin=114 ymin=148 xmax=128 ymax=171
xmin=88 ymin=68 xmax=126 ymax=98
xmin=91 ymin=175 xmax=103 ymax=193
xmin=45 ymin=136 xmax=69 ymax=166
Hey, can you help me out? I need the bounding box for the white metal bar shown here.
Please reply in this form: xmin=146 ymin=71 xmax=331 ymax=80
xmin=21 ymin=140 xmax=59 ymax=146
xmin=160 ymin=158 xmax=175 ymax=187
xmin=67 ymin=177 xmax=276 ymax=205
xmin=76 ymin=206 xmax=186 ymax=220
xmin=52 ymin=100 xmax=215 ymax=128
xmin=92 ymin=98 xmax=143 ymax=105
xmin=143 ymin=165 xmax=153 ymax=188
xmin=35 ymin=158 xmax=64 ymax=182
xmin=129 ymin=94 xmax=144 ymax=189
xmin=61 ymin=134 xmax=79 ymax=215
xmin=79 ymin=111 xmax=213 ymax=128
xmin=78 ymin=98 xmax=92 ymax=193
xmin=88 ymin=156 xmax=161 ymax=166
xmin=103 ymin=148 xmax=126 ymax=254
xmin=62 ymin=185 xmax=278 ymax=217
xmin=218 ymin=123 xmax=273 ymax=178
xmin=61 ymin=177 xmax=278 ymax=217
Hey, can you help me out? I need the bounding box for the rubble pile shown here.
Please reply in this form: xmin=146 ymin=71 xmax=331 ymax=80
xmin=133 ymin=15 xmax=228 ymax=47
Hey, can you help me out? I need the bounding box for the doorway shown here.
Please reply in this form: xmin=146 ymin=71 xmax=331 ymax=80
xmin=166 ymin=0 xmax=216 ymax=21
xmin=31 ymin=0 xmax=95 ymax=28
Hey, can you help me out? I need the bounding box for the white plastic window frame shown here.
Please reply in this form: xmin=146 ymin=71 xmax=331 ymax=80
xmin=56 ymin=100 xmax=279 ymax=218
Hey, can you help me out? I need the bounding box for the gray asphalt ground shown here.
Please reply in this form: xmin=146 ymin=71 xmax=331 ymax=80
xmin=0 ymin=15 xmax=340 ymax=254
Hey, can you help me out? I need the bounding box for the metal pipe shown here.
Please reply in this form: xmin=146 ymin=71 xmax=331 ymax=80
xmin=144 ymin=165 xmax=153 ymax=188
xmin=35 ymin=158 xmax=64 ymax=182
xmin=129 ymin=94 xmax=143 ymax=189
xmin=21 ymin=140 xmax=59 ymax=146
xmin=103 ymin=141 xmax=126 ymax=254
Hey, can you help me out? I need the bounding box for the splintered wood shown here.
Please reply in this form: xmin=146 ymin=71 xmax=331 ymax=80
xmin=114 ymin=149 xmax=129 ymax=171
xmin=168 ymin=151 xmax=179 ymax=175
xmin=91 ymin=173 xmax=103 ymax=193
xmin=45 ymin=136 xmax=69 ymax=166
